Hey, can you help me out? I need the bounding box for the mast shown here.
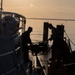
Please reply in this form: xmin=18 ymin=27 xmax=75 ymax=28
xmin=0 ymin=0 xmax=3 ymax=19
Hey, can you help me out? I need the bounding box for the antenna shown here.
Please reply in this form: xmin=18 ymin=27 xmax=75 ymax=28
xmin=0 ymin=0 xmax=3 ymax=19
xmin=1 ymin=0 xmax=3 ymax=11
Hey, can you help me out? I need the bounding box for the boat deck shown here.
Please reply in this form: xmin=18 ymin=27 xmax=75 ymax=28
xmin=29 ymin=51 xmax=51 ymax=75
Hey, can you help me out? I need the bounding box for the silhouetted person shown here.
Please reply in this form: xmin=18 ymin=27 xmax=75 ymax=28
xmin=48 ymin=24 xmax=60 ymax=41
xmin=22 ymin=27 xmax=33 ymax=62
xmin=48 ymin=24 xmax=71 ymax=66
xmin=48 ymin=24 xmax=62 ymax=61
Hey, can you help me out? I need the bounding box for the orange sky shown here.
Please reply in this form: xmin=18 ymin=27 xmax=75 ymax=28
xmin=3 ymin=0 xmax=75 ymax=33
xmin=3 ymin=0 xmax=75 ymax=19
xmin=0 ymin=1 xmax=73 ymax=28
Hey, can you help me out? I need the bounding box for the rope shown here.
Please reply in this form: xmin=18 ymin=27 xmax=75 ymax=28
xmin=13 ymin=50 xmax=26 ymax=75
xmin=0 ymin=51 xmax=14 ymax=57
xmin=64 ymin=30 xmax=75 ymax=46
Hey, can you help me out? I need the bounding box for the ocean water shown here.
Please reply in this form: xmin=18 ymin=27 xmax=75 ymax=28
xmin=26 ymin=20 xmax=75 ymax=51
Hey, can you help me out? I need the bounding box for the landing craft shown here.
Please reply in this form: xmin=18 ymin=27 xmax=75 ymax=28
xmin=0 ymin=0 xmax=75 ymax=75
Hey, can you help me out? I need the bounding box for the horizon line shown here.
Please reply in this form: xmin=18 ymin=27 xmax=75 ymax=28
xmin=26 ymin=18 xmax=75 ymax=21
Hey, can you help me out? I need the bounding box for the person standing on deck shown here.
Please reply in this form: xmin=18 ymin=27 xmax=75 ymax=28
xmin=48 ymin=24 xmax=71 ymax=65
xmin=48 ymin=23 xmax=62 ymax=62
xmin=22 ymin=27 xmax=33 ymax=63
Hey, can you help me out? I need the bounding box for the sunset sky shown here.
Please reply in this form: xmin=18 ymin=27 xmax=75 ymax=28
xmin=3 ymin=0 xmax=75 ymax=19
xmin=2 ymin=0 xmax=75 ymax=34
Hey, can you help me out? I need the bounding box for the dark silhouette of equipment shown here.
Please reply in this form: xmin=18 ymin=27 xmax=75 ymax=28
xmin=42 ymin=22 xmax=75 ymax=75
xmin=30 ymin=41 xmax=48 ymax=55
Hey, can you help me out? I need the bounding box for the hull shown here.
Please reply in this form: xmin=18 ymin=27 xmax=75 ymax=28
xmin=0 ymin=35 xmax=26 ymax=75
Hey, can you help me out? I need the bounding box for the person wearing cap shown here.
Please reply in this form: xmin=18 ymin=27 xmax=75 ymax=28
xmin=22 ymin=27 xmax=33 ymax=63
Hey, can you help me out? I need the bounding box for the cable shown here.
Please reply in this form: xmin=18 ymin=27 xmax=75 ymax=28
xmin=64 ymin=30 xmax=75 ymax=46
